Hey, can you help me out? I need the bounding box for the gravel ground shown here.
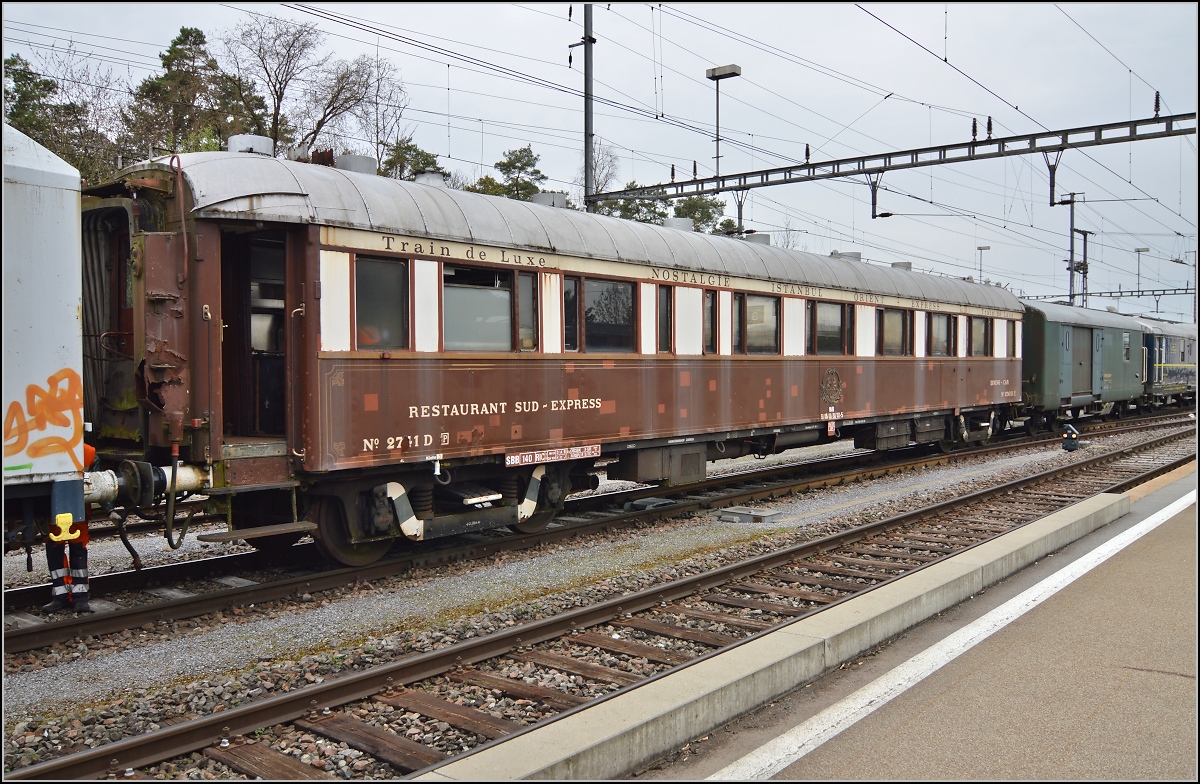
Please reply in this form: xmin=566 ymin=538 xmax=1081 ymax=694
xmin=2 ymin=431 xmax=1182 ymax=776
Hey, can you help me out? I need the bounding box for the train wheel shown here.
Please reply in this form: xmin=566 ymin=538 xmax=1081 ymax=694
xmin=509 ymin=510 xmax=555 ymax=534
xmin=310 ymin=497 xmax=391 ymax=567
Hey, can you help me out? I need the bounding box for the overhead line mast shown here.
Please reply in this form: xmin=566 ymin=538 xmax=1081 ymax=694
xmin=584 ymin=5 xmax=595 ymax=212
xmin=571 ymin=4 xmax=598 ymax=212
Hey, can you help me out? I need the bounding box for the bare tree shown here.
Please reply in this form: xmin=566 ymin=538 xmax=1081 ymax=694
xmin=219 ymin=14 xmax=327 ymax=152
xmin=573 ymin=138 xmax=620 ymax=207
xmin=444 ymin=169 xmax=475 ymax=190
xmin=220 ymin=15 xmax=405 ymax=159
xmin=776 ymin=218 xmax=807 ymax=251
xmin=293 ymin=55 xmax=375 ymax=152
xmin=17 ymin=43 xmax=128 ymax=184
xmin=353 ymin=54 xmax=408 ymax=168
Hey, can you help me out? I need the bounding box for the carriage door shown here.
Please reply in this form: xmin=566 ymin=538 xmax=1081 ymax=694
xmin=1155 ymin=336 xmax=1165 ymax=384
xmin=220 ymin=231 xmax=287 ymax=437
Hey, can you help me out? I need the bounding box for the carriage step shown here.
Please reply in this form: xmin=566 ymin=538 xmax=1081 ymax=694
xmin=441 ymin=482 xmax=503 ymax=505
xmin=196 ymin=521 xmax=317 ymax=542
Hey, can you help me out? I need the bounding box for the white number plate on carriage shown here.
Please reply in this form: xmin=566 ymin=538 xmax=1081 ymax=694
xmin=505 ymin=444 xmax=602 ymax=467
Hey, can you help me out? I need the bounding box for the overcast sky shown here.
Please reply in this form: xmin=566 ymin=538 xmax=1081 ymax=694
xmin=4 ymin=3 xmax=1197 ymax=321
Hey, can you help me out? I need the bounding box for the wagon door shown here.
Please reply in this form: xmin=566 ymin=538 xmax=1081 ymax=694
xmin=1058 ymin=327 xmax=1073 ymax=403
xmin=1071 ymin=326 xmax=1093 ymax=395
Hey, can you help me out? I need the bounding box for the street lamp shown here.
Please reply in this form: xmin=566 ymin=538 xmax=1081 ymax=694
xmin=1134 ymin=248 xmax=1150 ymax=291
xmin=976 ymin=245 xmax=990 ymax=281
xmin=706 ymin=64 xmax=741 ymax=179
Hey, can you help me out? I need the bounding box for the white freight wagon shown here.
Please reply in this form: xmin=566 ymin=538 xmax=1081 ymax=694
xmin=3 ymin=124 xmax=86 ymax=545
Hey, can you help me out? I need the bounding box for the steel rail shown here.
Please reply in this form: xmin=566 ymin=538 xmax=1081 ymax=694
xmin=4 ymin=550 xmax=291 ymax=611
xmin=568 ymin=412 xmax=1194 ymax=512
xmin=6 ymin=427 xmax=1192 ymax=781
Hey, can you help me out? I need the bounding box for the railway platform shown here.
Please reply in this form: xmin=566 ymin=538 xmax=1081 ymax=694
xmin=414 ymin=464 xmax=1197 ymax=781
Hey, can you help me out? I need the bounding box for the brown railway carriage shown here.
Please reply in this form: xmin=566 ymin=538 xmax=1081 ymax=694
xmin=80 ymin=149 xmax=1023 ymax=566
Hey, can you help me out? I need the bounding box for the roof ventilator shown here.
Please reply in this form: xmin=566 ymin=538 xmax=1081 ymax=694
xmin=415 ymin=170 xmax=446 ymax=187
xmin=226 ymin=135 xmax=274 ymax=156
xmin=334 ymin=154 xmax=378 ymax=175
xmin=531 ymin=191 xmax=569 ymax=208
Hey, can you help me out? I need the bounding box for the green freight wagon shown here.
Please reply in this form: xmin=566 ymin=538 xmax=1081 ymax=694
xmin=1020 ymin=300 xmax=1148 ymax=428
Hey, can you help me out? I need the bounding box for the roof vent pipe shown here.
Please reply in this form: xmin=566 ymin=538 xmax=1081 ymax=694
xmin=891 ymin=261 xmax=913 ymax=271
xmin=227 ymin=135 xmax=274 ymax=156
xmin=663 ymin=217 xmax=695 ymax=232
xmin=744 ymin=232 xmax=770 ymax=245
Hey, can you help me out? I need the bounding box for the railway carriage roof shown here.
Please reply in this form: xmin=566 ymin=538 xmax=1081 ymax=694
xmin=1133 ymin=317 xmax=1198 ymax=339
xmin=1019 ymin=299 xmax=1179 ymax=332
xmin=112 ymin=152 xmax=1023 ymax=311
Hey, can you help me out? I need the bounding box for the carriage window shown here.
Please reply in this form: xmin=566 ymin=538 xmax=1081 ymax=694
xmin=1122 ymin=332 xmax=1131 ymax=361
xmin=927 ymin=313 xmax=953 ymax=356
xmin=518 ymin=272 xmax=538 ymax=351
xmin=877 ymin=308 xmax=910 ymax=356
xmin=968 ymin=316 xmax=991 ymax=356
xmin=584 ymin=279 xmax=635 ymax=352
xmin=703 ymin=290 xmax=717 ymax=354
xmin=250 ymin=249 xmax=286 ymax=352
xmin=564 ymin=277 xmax=580 ymax=351
xmin=354 ymin=257 xmax=408 ymax=349
xmin=746 ymin=295 xmax=780 ymax=354
xmin=808 ymin=301 xmax=850 ymax=355
xmin=732 ymin=293 xmax=745 ymax=354
xmin=658 ymin=285 xmax=672 ymax=353
xmin=444 ymin=265 xmax=512 ymax=350
xmin=1007 ymin=320 xmax=1017 ymax=359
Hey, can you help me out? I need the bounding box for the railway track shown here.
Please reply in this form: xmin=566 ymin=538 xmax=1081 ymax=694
xmin=5 ymin=422 xmax=1193 ymax=780
xmin=4 ymin=415 xmax=1193 ymax=654
xmin=13 ymin=412 xmax=1191 ymax=553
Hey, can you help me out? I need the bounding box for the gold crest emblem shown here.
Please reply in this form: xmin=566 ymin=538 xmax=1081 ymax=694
xmin=820 ymin=368 xmax=843 ymax=405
